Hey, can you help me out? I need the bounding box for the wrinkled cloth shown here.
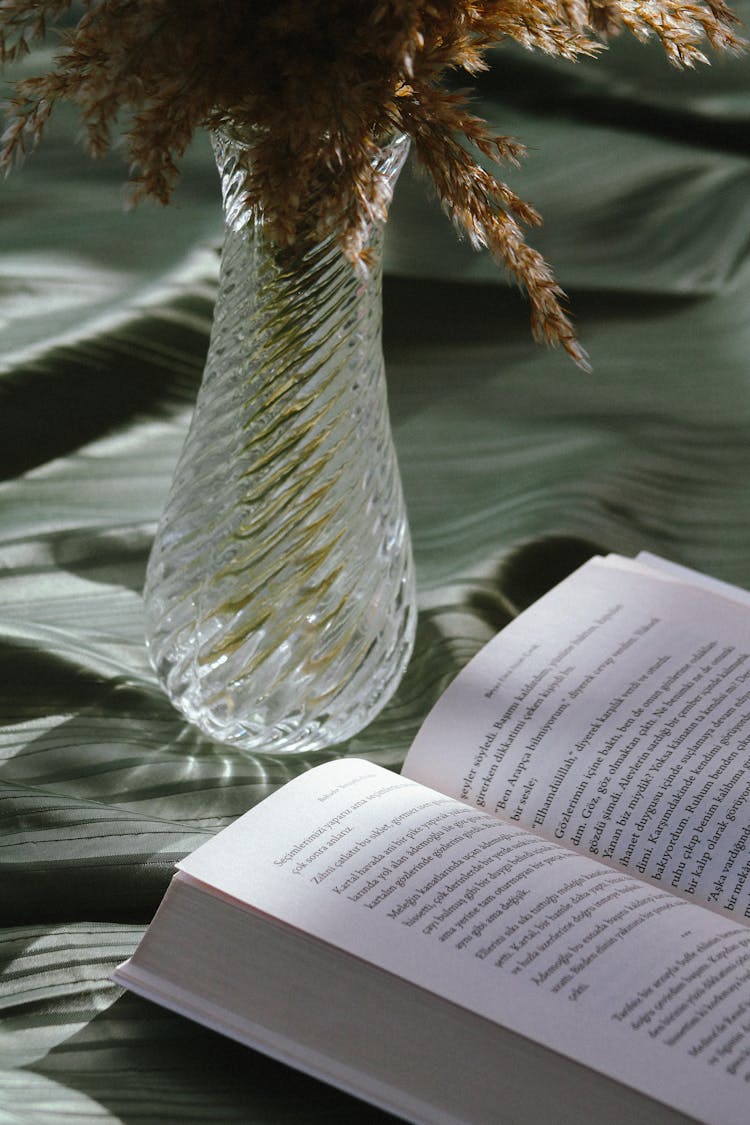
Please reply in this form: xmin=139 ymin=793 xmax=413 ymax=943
xmin=2 ymin=23 xmax=750 ymax=1123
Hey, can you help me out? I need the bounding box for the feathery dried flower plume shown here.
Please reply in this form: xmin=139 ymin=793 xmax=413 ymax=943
xmin=0 ymin=0 xmax=744 ymax=366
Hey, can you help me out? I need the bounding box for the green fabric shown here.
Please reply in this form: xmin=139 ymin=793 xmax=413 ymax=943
xmin=2 ymin=19 xmax=750 ymax=1121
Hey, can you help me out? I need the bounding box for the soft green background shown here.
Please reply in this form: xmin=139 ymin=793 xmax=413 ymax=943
xmin=2 ymin=15 xmax=750 ymax=1122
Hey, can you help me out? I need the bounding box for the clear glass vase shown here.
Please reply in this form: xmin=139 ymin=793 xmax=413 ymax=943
xmin=143 ymin=130 xmax=416 ymax=755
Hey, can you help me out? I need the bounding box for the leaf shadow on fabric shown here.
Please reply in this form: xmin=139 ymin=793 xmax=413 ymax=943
xmin=478 ymin=47 xmax=750 ymax=158
xmin=384 ymin=277 xmax=703 ymax=363
xmin=28 ymin=990 xmax=397 ymax=1124
xmin=0 ymin=639 xmax=304 ymax=820
xmin=0 ymin=776 xmax=214 ymax=925
xmin=382 ymin=275 xmax=708 ymax=425
xmin=488 ymin=535 xmax=606 ymax=616
xmin=0 ymin=293 xmax=211 ymax=481
xmin=46 ymin=526 xmax=153 ymax=594
xmin=0 ymin=642 xmax=307 ymax=922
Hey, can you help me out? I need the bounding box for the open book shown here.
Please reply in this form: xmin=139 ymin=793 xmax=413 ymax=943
xmin=115 ymin=553 xmax=750 ymax=1124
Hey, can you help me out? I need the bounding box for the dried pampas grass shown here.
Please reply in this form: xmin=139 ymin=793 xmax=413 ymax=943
xmin=1 ymin=1 xmax=744 ymax=365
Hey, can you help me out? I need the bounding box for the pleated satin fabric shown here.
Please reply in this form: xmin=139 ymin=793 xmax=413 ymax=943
xmin=2 ymin=22 xmax=750 ymax=1122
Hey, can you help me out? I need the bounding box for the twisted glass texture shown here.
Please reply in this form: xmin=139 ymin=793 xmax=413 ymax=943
xmin=143 ymin=131 xmax=416 ymax=754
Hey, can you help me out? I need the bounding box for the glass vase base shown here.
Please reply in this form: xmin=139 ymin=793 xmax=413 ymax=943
xmin=170 ymin=654 xmax=414 ymax=756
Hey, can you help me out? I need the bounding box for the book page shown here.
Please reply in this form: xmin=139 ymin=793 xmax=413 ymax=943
xmin=179 ymin=758 xmax=750 ymax=1125
xmin=634 ymin=552 xmax=750 ymax=608
xmin=403 ymin=557 xmax=750 ymax=921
